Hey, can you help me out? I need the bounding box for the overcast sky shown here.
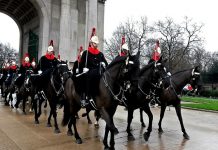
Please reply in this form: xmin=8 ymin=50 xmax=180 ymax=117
xmin=104 ymin=0 xmax=218 ymax=52
xmin=0 ymin=0 xmax=218 ymax=52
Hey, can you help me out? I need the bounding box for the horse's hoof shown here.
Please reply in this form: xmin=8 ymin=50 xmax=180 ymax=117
xmin=29 ymin=109 xmax=33 ymax=113
xmin=143 ymin=132 xmax=150 ymax=141
xmin=67 ymin=130 xmax=73 ymax=136
xmin=94 ymin=123 xmax=99 ymax=128
xmin=114 ymin=128 xmax=119 ymax=135
xmin=35 ymin=120 xmax=39 ymax=124
xmin=54 ymin=129 xmax=61 ymax=134
xmin=104 ymin=147 xmax=110 ymax=150
xmin=128 ymin=135 xmax=135 ymax=141
xmin=141 ymin=123 xmax=146 ymax=127
xmin=183 ymin=133 xmax=190 ymax=140
xmin=88 ymin=120 xmax=92 ymax=124
xmin=76 ymin=139 xmax=82 ymax=144
xmin=158 ymin=128 xmax=163 ymax=134
xmin=46 ymin=123 xmax=52 ymax=127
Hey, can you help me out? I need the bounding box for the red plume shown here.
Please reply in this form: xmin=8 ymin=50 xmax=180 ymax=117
xmin=58 ymin=54 xmax=60 ymax=60
xmin=155 ymin=40 xmax=160 ymax=48
xmin=49 ymin=40 xmax=54 ymax=46
xmin=32 ymin=58 xmax=35 ymax=62
xmin=25 ymin=53 xmax=29 ymax=57
xmin=79 ymin=46 xmax=83 ymax=52
xmin=121 ymin=36 xmax=125 ymax=45
xmin=90 ymin=28 xmax=96 ymax=39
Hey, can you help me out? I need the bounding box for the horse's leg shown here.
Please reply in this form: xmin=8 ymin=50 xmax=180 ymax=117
xmin=52 ymin=105 xmax=60 ymax=133
xmin=143 ymin=104 xmax=153 ymax=141
xmin=103 ymin=125 xmax=110 ymax=150
xmin=72 ymin=115 xmax=82 ymax=144
xmin=140 ymin=107 xmax=146 ymax=127
xmin=99 ymin=107 xmax=118 ymax=133
xmin=109 ymin=128 xmax=115 ymax=150
xmin=67 ymin=117 xmax=73 ymax=136
xmin=47 ymin=109 xmax=52 ymax=127
xmin=9 ymin=92 xmax=13 ymax=108
xmin=158 ymin=104 xmax=167 ymax=133
xmin=126 ymin=108 xmax=135 ymax=141
xmin=94 ymin=110 xmax=100 ymax=128
xmin=87 ymin=109 xmax=92 ymax=124
xmin=37 ymin=94 xmax=43 ymax=118
xmin=22 ymin=96 xmax=27 ymax=114
xmin=33 ymin=94 xmax=39 ymax=124
xmin=174 ymin=103 xmax=190 ymax=139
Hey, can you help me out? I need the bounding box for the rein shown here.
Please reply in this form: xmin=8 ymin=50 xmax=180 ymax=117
xmin=102 ymin=70 xmax=128 ymax=107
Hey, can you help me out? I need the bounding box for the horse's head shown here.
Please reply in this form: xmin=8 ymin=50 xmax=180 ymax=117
xmin=189 ymin=66 xmax=201 ymax=92
xmin=106 ymin=56 xmax=128 ymax=81
xmin=152 ymin=57 xmax=170 ymax=88
xmin=55 ymin=61 xmax=70 ymax=82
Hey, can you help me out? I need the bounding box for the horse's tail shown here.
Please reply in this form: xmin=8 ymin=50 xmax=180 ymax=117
xmin=62 ymin=100 xmax=70 ymax=126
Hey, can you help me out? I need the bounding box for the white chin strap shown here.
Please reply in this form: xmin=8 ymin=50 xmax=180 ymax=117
xmin=192 ymin=68 xmax=200 ymax=76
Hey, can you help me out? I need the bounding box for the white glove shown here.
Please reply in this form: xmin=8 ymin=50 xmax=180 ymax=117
xmin=167 ymin=72 xmax=171 ymax=76
xmin=101 ymin=62 xmax=106 ymax=68
xmin=83 ymin=68 xmax=89 ymax=73
xmin=7 ymin=74 xmax=10 ymax=77
xmin=38 ymin=70 xmax=42 ymax=75
xmin=129 ymin=61 xmax=134 ymax=64
xmin=18 ymin=74 xmax=21 ymax=76
xmin=76 ymin=68 xmax=79 ymax=74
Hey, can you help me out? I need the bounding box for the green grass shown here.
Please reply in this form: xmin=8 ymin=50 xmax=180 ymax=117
xmin=181 ymin=96 xmax=218 ymax=111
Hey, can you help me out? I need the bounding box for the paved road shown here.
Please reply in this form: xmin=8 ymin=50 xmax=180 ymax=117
xmin=0 ymin=98 xmax=218 ymax=150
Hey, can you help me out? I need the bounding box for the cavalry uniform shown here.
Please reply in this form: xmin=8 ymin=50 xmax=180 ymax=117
xmin=37 ymin=49 xmax=58 ymax=86
xmin=149 ymin=40 xmax=161 ymax=63
xmin=15 ymin=54 xmax=33 ymax=88
xmin=5 ymin=61 xmax=18 ymax=86
xmin=79 ymin=36 xmax=108 ymax=107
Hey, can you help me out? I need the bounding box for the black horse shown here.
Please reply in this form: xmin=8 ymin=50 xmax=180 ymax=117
xmin=31 ymin=61 xmax=69 ymax=133
xmin=62 ymin=56 xmax=128 ymax=146
xmin=140 ymin=66 xmax=201 ymax=139
xmin=125 ymin=58 xmax=168 ymax=142
xmin=15 ymin=70 xmax=35 ymax=114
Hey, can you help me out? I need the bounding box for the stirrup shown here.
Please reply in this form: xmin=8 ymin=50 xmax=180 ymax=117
xmin=81 ymin=99 xmax=89 ymax=108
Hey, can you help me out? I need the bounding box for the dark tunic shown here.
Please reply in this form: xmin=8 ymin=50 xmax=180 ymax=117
xmin=79 ymin=49 xmax=108 ymax=97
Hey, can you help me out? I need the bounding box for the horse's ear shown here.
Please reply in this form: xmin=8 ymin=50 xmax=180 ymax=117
xmin=158 ymin=56 xmax=163 ymax=62
xmin=194 ymin=66 xmax=200 ymax=72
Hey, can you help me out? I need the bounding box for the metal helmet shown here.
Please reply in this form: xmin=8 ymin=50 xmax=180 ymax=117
xmin=122 ymin=43 xmax=129 ymax=51
xmin=47 ymin=45 xmax=54 ymax=52
xmin=90 ymin=36 xmax=99 ymax=44
xmin=11 ymin=61 xmax=16 ymax=65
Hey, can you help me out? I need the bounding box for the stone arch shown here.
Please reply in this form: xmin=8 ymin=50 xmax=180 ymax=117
xmin=0 ymin=0 xmax=49 ymax=62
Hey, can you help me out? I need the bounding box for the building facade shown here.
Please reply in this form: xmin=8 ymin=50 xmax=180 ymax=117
xmin=0 ymin=0 xmax=106 ymax=62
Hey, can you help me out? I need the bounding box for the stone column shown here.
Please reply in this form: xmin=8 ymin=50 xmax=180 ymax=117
xmin=87 ymin=0 xmax=98 ymax=43
xmin=97 ymin=1 xmax=105 ymax=52
xmin=59 ymin=0 xmax=71 ymax=61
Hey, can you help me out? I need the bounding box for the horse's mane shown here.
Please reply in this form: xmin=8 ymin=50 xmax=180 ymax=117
xmin=172 ymin=68 xmax=193 ymax=76
xmin=139 ymin=62 xmax=155 ymax=76
xmin=107 ymin=56 xmax=127 ymax=69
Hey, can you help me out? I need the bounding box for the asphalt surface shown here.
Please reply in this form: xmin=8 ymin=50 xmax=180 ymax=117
xmin=0 ymin=97 xmax=218 ymax=150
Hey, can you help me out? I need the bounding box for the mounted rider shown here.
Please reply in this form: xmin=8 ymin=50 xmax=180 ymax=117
xmin=148 ymin=39 xmax=161 ymax=63
xmin=118 ymin=36 xmax=140 ymax=94
xmin=15 ymin=53 xmax=33 ymax=89
xmin=37 ymin=40 xmax=58 ymax=84
xmin=31 ymin=58 xmax=38 ymax=74
xmin=79 ymin=28 xmax=108 ymax=108
xmin=5 ymin=60 xmax=18 ymax=86
xmin=30 ymin=40 xmax=58 ymax=100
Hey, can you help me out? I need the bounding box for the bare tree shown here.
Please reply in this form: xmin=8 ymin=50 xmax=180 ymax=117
xmin=104 ymin=17 xmax=148 ymax=64
xmin=150 ymin=17 xmax=204 ymax=71
xmin=0 ymin=42 xmax=18 ymax=66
